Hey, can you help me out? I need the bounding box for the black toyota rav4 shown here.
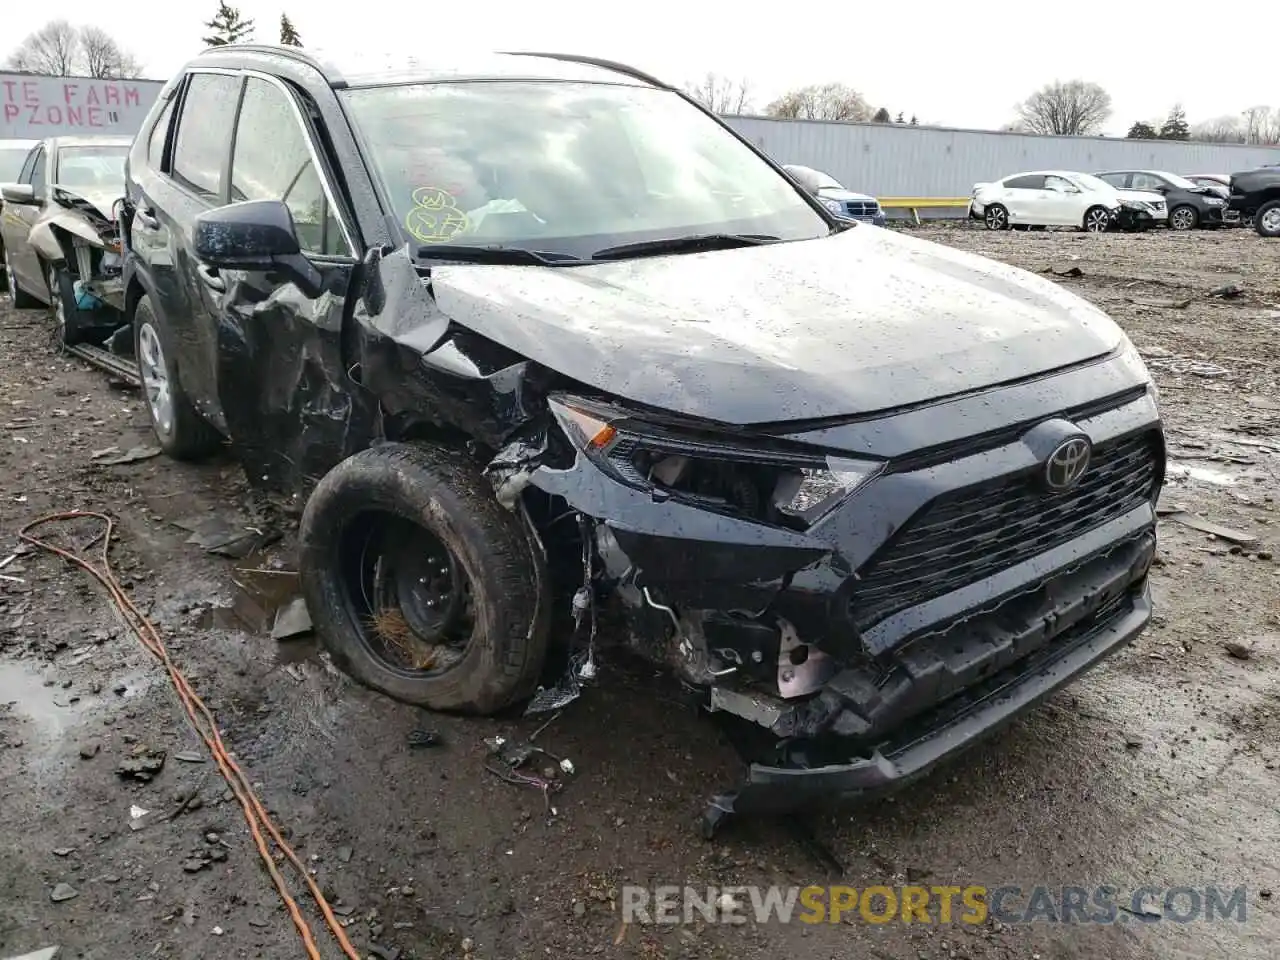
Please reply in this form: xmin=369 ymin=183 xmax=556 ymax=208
xmin=121 ymin=45 xmax=1164 ymax=828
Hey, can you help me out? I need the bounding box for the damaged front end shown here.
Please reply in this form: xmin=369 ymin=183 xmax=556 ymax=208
xmin=29 ymin=184 xmax=126 ymax=316
xmin=484 ymin=384 xmax=1161 ymax=827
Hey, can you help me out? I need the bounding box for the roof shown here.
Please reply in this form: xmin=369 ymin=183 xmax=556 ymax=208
xmin=191 ymin=44 xmax=668 ymax=91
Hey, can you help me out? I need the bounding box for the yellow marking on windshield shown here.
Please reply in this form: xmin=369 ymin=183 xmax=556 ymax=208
xmin=404 ymin=186 xmax=470 ymax=244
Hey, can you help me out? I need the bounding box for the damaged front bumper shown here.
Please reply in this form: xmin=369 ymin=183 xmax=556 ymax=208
xmin=497 ymin=346 xmax=1163 ymax=814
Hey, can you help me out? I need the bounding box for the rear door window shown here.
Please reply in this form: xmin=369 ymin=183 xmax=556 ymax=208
xmin=171 ymin=72 xmax=242 ymax=200
xmin=148 ymin=97 xmax=176 ymax=170
xmin=1004 ymin=174 xmax=1044 ymax=189
xmin=1098 ymin=173 xmax=1129 ymax=189
xmin=229 ymin=76 xmax=349 ymax=256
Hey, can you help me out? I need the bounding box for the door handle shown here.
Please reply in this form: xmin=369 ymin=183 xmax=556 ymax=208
xmin=135 ymin=206 xmax=159 ymax=229
xmin=196 ymin=263 xmax=225 ymax=292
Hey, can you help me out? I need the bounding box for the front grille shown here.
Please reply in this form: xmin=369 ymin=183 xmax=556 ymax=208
xmin=849 ymin=430 xmax=1160 ymax=629
xmin=845 ymin=200 xmax=879 ymax=219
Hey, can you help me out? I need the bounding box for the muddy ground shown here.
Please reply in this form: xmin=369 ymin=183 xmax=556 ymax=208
xmin=0 ymin=225 xmax=1277 ymax=960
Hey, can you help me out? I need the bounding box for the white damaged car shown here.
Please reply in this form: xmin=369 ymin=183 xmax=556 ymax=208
xmin=969 ymin=170 xmax=1167 ymax=232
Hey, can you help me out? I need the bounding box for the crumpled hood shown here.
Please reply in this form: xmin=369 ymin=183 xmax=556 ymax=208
xmin=427 ymin=226 xmax=1125 ymax=425
xmin=1116 ymin=189 xmax=1165 ymax=206
xmin=50 ymin=183 xmax=121 ymax=221
xmin=818 ymin=187 xmax=878 ymax=204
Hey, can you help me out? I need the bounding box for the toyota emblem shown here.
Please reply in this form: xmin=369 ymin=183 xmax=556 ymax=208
xmin=1044 ymin=437 xmax=1091 ymax=491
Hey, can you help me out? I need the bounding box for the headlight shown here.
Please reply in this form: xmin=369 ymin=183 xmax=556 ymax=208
xmin=1205 ymin=197 xmax=1225 ymax=206
xmin=822 ymin=198 xmax=844 ymax=214
xmin=548 ymin=395 xmax=881 ymax=526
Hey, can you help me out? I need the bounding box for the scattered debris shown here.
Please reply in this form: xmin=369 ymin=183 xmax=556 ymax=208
xmin=91 ymin=445 xmax=162 ymax=466
xmin=1223 ymin=642 xmax=1254 ymax=661
xmin=174 ymin=751 xmax=205 ymax=764
xmin=182 ymin=858 xmax=210 ymax=874
xmin=270 ymin=595 xmax=312 ymax=640
xmin=171 ymin=513 xmax=281 ymax=560
xmin=1146 ymin=357 xmax=1229 ymax=378
xmin=483 ymin=734 xmax=574 ymax=809
xmin=1042 ymin=263 xmax=1084 ymax=277
xmin=4 ymin=948 xmax=59 ymax=960
xmin=78 ymin=742 xmax=100 ymax=760
xmin=1124 ymin=735 xmax=1144 ymax=749
xmin=337 ymin=845 xmax=353 ymax=864
xmin=116 ymin=749 xmax=166 ymax=782
xmin=48 ymin=883 xmax=77 ymax=903
xmin=1125 ymin=296 xmax=1192 ymax=310
xmin=1160 ymin=510 xmax=1260 ymax=546
xmin=1208 ymin=283 xmax=1244 ymax=299
xmin=51 ymin=847 xmax=73 ymax=857
xmin=406 ymin=728 xmax=442 ymax=749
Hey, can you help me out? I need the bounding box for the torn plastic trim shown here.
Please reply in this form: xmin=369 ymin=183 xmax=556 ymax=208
xmin=709 ymin=584 xmax=1151 ymax=816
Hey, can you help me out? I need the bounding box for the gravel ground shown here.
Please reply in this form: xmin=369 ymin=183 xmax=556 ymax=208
xmin=0 ymin=225 xmax=1277 ymax=960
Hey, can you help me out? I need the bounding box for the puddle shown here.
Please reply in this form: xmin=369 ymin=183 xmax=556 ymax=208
xmin=0 ymin=660 xmax=91 ymax=742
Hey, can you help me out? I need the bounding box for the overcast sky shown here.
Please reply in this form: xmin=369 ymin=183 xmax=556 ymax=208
xmin=2 ymin=0 xmax=1271 ymax=136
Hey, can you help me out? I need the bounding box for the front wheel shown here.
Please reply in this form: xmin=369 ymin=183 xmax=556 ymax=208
xmin=1169 ymin=205 xmax=1198 ymax=231
xmin=299 ymin=442 xmax=551 ymax=714
xmin=133 ymin=294 xmax=222 ymax=459
xmin=47 ymin=263 xmax=86 ymax=346
xmin=1256 ymin=200 xmax=1280 ymax=238
xmin=984 ymin=204 xmax=1009 ymax=230
xmin=1083 ymin=206 xmax=1112 ymax=232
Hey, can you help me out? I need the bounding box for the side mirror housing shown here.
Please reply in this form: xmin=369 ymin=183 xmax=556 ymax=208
xmin=193 ymin=199 xmax=323 ymax=296
xmin=1 ymin=183 xmax=37 ymax=205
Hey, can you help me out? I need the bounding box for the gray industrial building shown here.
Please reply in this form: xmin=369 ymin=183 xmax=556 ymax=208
xmin=724 ymin=115 xmax=1280 ymax=213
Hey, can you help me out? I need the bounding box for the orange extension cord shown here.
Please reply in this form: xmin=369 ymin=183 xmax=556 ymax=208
xmin=20 ymin=511 xmax=360 ymax=960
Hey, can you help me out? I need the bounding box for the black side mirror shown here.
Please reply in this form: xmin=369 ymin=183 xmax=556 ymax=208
xmin=193 ymin=199 xmax=323 ymax=296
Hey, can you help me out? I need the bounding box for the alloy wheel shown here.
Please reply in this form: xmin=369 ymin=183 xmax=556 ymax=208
xmin=984 ymin=207 xmax=1007 ymax=230
xmin=1085 ymin=209 xmax=1110 ymax=232
xmin=137 ymin=320 xmax=175 ymax=437
xmin=1170 ymin=208 xmax=1196 ymax=231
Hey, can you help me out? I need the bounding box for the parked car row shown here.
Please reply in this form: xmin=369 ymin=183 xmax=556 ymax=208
xmin=970 ymin=165 xmax=1278 ymax=237
xmin=1 ymin=45 xmax=1170 ymax=831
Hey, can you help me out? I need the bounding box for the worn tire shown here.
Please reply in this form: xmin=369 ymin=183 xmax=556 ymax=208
xmin=1168 ymin=205 xmax=1198 ymax=231
xmin=47 ymin=262 xmax=86 ymax=346
xmin=299 ymin=442 xmax=550 ymax=714
xmin=3 ymin=248 xmax=40 ymax=308
xmin=983 ymin=204 xmax=1009 ymax=231
xmin=133 ymin=293 xmax=222 ymax=459
xmin=1256 ymin=199 xmax=1280 ymax=238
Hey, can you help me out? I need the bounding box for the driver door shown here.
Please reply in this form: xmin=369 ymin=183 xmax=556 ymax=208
xmin=7 ymin=144 xmax=48 ymax=294
xmin=214 ymin=75 xmax=374 ymax=495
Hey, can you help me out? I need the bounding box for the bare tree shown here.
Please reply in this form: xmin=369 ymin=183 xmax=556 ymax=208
xmin=1015 ymin=80 xmax=1112 ymax=136
xmin=5 ymin=19 xmax=81 ymax=75
xmin=682 ymin=73 xmax=752 ymax=115
xmin=1242 ymin=105 xmax=1280 ymax=145
xmin=80 ymin=25 xmax=143 ymax=79
xmin=765 ymin=83 xmax=870 ymax=122
xmin=1191 ymin=115 xmax=1244 ymax=143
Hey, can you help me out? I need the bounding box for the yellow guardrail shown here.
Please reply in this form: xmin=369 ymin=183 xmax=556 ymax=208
xmin=876 ymin=197 xmax=971 ymax=224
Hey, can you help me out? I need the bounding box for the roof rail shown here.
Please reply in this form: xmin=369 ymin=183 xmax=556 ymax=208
xmin=497 ymin=51 xmax=670 ymax=89
xmin=198 ymin=43 xmax=327 ymax=71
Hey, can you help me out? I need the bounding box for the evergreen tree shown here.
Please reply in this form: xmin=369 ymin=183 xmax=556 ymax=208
xmin=872 ymin=107 xmax=890 ymax=123
xmin=1159 ymin=105 xmax=1190 ymax=141
xmin=1126 ymin=120 xmax=1158 ymax=139
xmin=279 ymin=13 xmax=302 ymax=46
xmin=203 ymin=2 xmax=254 ymax=46
xmin=909 ymin=114 xmax=918 ymax=125
xmin=894 ymin=111 xmax=904 ymax=123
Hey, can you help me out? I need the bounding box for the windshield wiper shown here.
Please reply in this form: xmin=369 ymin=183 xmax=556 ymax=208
xmin=413 ymin=244 xmax=585 ymax=266
xmin=590 ymin=233 xmax=780 ymax=261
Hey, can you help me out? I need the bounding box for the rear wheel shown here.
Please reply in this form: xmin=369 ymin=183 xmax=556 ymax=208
xmin=983 ymin=204 xmax=1009 ymax=230
xmin=133 ymin=294 xmax=222 ymax=459
xmin=3 ymin=249 xmax=40 ymax=308
xmin=299 ymin=443 xmax=550 ymax=714
xmin=1169 ymin=205 xmax=1198 ymax=231
xmin=1083 ymin=206 xmax=1111 ymax=232
xmin=1256 ymin=200 xmax=1280 ymax=238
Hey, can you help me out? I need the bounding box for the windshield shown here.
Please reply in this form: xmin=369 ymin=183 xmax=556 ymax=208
xmin=341 ymin=80 xmax=829 ymax=258
xmin=1153 ymin=171 xmax=1197 ymax=189
xmin=0 ymin=145 xmax=33 ymax=182
xmin=785 ymin=164 xmax=844 ymax=193
xmin=1070 ymin=173 xmax=1116 ymax=193
xmin=56 ymin=145 xmax=128 ymax=189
